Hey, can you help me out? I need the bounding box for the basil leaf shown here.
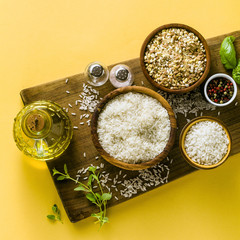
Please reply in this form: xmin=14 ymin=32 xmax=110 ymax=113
xmin=52 ymin=168 xmax=60 ymax=176
xmin=52 ymin=204 xmax=58 ymax=214
xmin=102 ymin=216 xmax=109 ymax=223
xmin=47 ymin=215 xmax=56 ymax=220
xmin=91 ymin=213 xmax=101 ymax=221
xmin=220 ymin=36 xmax=237 ymax=69
xmin=64 ymin=164 xmax=68 ymax=174
xmin=101 ymin=193 xmax=112 ymax=201
xmin=57 ymin=176 xmax=65 ymax=181
xmin=233 ymin=59 xmax=240 ymax=84
xmin=92 ymin=175 xmax=99 ymax=181
xmin=96 ymin=193 xmax=102 ymax=200
xmin=88 ymin=166 xmax=97 ymax=173
xmin=86 ymin=193 xmax=96 ymax=203
xmin=56 ymin=215 xmax=62 ymax=223
xmin=88 ymin=174 xmax=93 ymax=187
xmin=74 ymin=185 xmax=88 ymax=192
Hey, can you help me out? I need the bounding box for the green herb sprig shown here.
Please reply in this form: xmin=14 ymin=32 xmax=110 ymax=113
xmin=47 ymin=204 xmax=63 ymax=223
xmin=52 ymin=164 xmax=112 ymax=228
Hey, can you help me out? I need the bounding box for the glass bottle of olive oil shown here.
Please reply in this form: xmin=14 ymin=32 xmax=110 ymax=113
xmin=13 ymin=100 xmax=73 ymax=161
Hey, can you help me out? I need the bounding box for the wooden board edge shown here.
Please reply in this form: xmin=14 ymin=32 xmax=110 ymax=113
xmin=206 ymin=30 xmax=240 ymax=43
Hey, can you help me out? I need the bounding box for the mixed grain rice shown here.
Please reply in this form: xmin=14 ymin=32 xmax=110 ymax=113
xmin=144 ymin=28 xmax=207 ymax=89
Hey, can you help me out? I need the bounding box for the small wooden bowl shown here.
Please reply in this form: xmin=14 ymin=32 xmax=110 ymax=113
xmin=179 ymin=116 xmax=232 ymax=169
xmin=91 ymin=86 xmax=177 ymax=170
xmin=140 ymin=23 xmax=211 ymax=94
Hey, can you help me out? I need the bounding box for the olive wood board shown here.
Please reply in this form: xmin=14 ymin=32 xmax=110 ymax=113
xmin=20 ymin=30 xmax=240 ymax=223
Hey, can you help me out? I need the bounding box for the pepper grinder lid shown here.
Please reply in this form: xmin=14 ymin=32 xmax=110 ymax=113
xmin=116 ymin=67 xmax=129 ymax=81
xmin=89 ymin=63 xmax=104 ymax=78
xmin=110 ymin=64 xmax=134 ymax=88
xmin=85 ymin=61 xmax=109 ymax=87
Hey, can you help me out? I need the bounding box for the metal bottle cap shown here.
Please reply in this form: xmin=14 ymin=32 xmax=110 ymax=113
xmin=89 ymin=64 xmax=104 ymax=77
xmin=26 ymin=113 xmax=45 ymax=132
xmin=115 ymin=67 xmax=129 ymax=81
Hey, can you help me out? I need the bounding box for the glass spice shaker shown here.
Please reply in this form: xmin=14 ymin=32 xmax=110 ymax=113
xmin=109 ymin=64 xmax=134 ymax=88
xmin=85 ymin=61 xmax=109 ymax=86
xmin=13 ymin=100 xmax=73 ymax=161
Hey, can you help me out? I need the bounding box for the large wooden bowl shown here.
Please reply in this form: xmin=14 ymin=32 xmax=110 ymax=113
xmin=140 ymin=23 xmax=211 ymax=94
xmin=91 ymin=86 xmax=177 ymax=170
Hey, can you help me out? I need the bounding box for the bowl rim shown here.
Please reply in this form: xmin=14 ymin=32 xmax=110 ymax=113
xmin=140 ymin=23 xmax=211 ymax=94
xmin=91 ymin=86 xmax=177 ymax=170
xmin=203 ymin=73 xmax=238 ymax=107
xmin=179 ymin=116 xmax=232 ymax=170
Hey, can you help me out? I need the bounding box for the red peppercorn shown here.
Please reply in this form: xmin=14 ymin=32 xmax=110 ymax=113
xmin=207 ymin=77 xmax=234 ymax=105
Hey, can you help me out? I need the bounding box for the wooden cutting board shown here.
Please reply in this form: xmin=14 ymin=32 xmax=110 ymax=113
xmin=20 ymin=30 xmax=240 ymax=223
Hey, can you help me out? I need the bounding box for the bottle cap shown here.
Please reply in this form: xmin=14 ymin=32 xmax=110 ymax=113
xmin=89 ymin=64 xmax=104 ymax=78
xmin=109 ymin=64 xmax=134 ymax=88
xmin=116 ymin=68 xmax=129 ymax=81
xmin=26 ymin=113 xmax=45 ymax=132
xmin=85 ymin=62 xmax=109 ymax=87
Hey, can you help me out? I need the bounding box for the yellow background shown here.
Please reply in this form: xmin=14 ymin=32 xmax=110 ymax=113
xmin=1 ymin=0 xmax=240 ymax=239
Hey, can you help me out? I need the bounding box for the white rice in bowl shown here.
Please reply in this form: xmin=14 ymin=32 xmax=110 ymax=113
xmin=97 ymin=92 xmax=171 ymax=164
xmin=184 ymin=120 xmax=229 ymax=166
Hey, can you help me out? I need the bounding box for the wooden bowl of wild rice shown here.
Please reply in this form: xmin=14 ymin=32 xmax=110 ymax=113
xmin=179 ymin=116 xmax=232 ymax=169
xmin=91 ymin=86 xmax=177 ymax=170
xmin=140 ymin=23 xmax=211 ymax=94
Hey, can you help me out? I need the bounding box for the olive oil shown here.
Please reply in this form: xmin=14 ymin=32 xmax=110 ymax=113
xmin=13 ymin=100 xmax=73 ymax=161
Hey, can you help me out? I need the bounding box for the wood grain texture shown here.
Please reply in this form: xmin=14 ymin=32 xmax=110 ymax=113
xmin=20 ymin=30 xmax=240 ymax=223
xmin=91 ymin=86 xmax=177 ymax=170
xmin=140 ymin=23 xmax=211 ymax=94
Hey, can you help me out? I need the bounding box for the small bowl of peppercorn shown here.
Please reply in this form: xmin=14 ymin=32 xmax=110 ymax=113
xmin=204 ymin=73 xmax=237 ymax=107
